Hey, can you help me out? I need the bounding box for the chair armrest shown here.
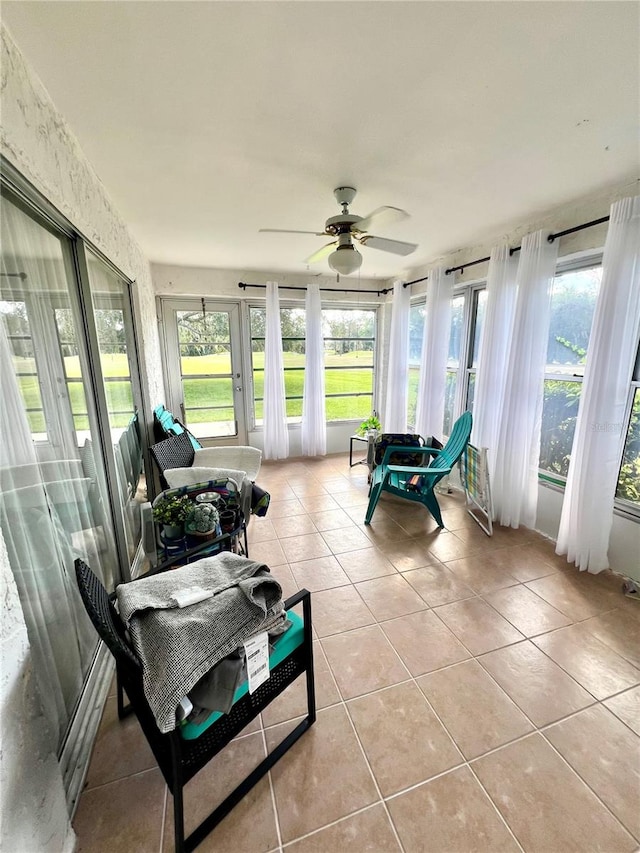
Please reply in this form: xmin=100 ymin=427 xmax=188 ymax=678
xmin=284 ymin=588 xmax=313 ymax=653
xmin=387 ymin=464 xmax=451 ymax=476
xmin=284 ymin=588 xmax=311 ymax=609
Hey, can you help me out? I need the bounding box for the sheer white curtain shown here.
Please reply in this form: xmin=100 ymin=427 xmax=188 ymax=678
xmin=493 ymin=230 xmax=558 ymax=528
xmin=301 ymin=283 xmax=326 ymax=456
xmin=263 ymin=281 xmax=289 ymax=460
xmin=415 ymin=267 xmax=454 ymax=439
xmin=557 ymin=196 xmax=640 ymax=572
xmin=384 ymin=280 xmax=410 ymax=432
xmin=471 ymin=244 xmax=519 ymax=481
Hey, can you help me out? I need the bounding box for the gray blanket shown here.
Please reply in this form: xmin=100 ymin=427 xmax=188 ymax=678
xmin=116 ymin=552 xmax=284 ymax=732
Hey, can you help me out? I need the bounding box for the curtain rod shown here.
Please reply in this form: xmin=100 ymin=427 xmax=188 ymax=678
xmin=402 ymin=274 xmax=429 ymax=289
xmin=238 ymin=282 xmax=393 ymax=296
xmin=1 ymin=272 xmax=27 ymax=280
xmin=402 ymin=214 xmax=611 ymax=285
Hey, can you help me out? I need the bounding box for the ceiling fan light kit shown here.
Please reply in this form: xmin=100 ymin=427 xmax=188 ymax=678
xmin=260 ymin=186 xmax=418 ymax=275
xmin=329 ymin=245 xmax=362 ymax=276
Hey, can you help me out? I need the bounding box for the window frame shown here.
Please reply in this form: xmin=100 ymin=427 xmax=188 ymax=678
xmin=247 ymin=299 xmax=379 ymax=429
xmin=407 ymin=280 xmax=486 ymax=436
xmin=454 ymin=282 xmax=486 ymax=427
xmin=407 ymin=297 xmax=426 ymax=431
xmin=537 ymin=254 xmax=603 ymax=485
xmin=322 ymin=306 xmax=377 ymax=421
xmin=614 ymin=343 xmax=640 ymax=519
xmin=530 ymin=250 xmax=638 ymax=520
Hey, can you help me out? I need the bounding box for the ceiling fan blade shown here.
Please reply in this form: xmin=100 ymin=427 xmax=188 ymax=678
xmin=352 ymin=206 xmax=409 ymax=234
xmin=259 ymin=228 xmax=327 ymax=236
xmin=305 ymin=242 xmax=337 ymax=264
xmin=359 ymin=235 xmax=418 ymax=256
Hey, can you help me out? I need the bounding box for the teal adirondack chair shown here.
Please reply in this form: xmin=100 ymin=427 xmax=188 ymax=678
xmin=364 ymin=412 xmax=473 ymax=528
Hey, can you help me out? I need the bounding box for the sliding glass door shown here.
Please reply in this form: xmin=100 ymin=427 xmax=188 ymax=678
xmin=0 ymin=194 xmax=121 ymax=747
xmin=84 ymin=250 xmax=145 ymax=563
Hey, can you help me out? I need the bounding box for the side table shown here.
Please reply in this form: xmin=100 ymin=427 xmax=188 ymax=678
xmin=349 ymin=433 xmax=376 ymax=469
xmin=349 ymin=434 xmax=368 ymax=467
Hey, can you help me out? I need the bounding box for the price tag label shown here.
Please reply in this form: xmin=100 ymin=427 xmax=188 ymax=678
xmin=244 ymin=631 xmax=270 ymax=694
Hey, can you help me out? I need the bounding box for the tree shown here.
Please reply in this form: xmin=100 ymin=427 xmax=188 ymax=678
xmin=178 ymin=310 xmax=231 ymax=356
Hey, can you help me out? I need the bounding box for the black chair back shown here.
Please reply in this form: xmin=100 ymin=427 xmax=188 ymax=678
xmin=75 ymin=558 xmax=139 ymax=670
xmin=151 ymin=432 xmax=196 ymax=476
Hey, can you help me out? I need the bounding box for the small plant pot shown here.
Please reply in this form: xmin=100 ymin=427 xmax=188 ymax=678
xmin=219 ymin=509 xmax=237 ymax=534
xmin=186 ymin=522 xmax=222 ymax=543
xmin=163 ymin=523 xmax=184 ymax=541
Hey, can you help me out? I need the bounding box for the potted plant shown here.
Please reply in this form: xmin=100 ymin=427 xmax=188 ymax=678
xmin=152 ymin=494 xmax=191 ymax=540
xmin=186 ymin=503 xmax=220 ymax=541
xmin=356 ymin=413 xmax=382 ymax=437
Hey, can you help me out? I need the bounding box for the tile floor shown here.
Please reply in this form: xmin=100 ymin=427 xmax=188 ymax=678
xmin=74 ymin=454 xmax=640 ymax=852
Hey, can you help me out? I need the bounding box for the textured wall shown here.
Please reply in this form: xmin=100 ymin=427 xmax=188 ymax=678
xmin=0 ymin=24 xmax=164 ymax=850
xmin=0 ymin=540 xmax=75 ymax=852
xmin=1 ymin=24 xmax=164 ymax=411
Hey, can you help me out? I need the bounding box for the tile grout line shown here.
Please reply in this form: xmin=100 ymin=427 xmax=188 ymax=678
xmin=253 ymin=489 xmax=639 ymax=849
xmin=259 ymin=721 xmax=284 ymax=853
xmin=158 ymin=785 xmax=167 ymax=853
xmin=464 ymin=762 xmax=527 ymax=853
xmin=181 ymin=467 xmax=634 ymax=852
xmin=308 ymin=502 xmax=634 ymax=850
xmin=82 ymin=764 xmax=162 ymax=795
xmin=365 ymin=614 xmax=527 ymax=853
xmin=421 ymin=626 xmax=637 ymax=842
xmin=536 ymin=724 xmax=640 ymax=844
xmin=526 ymin=630 xmax=640 ymax=704
xmin=280 ymin=802 xmax=394 ymax=851
xmin=418 ymin=596 xmax=640 ymax=838
xmin=320 ymin=641 xmax=407 ymax=853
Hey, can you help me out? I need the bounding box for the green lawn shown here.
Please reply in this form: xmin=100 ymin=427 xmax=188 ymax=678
xmin=17 ymin=350 xmax=374 ymax=432
xmin=16 ymin=353 xmax=134 ymax=431
xmin=186 ymin=351 xmax=373 ymax=422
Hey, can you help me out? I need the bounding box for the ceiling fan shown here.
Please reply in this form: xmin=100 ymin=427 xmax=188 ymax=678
xmin=259 ymin=186 xmax=418 ymax=276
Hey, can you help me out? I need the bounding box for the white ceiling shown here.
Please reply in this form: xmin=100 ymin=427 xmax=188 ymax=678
xmin=2 ymin=1 xmax=638 ymax=279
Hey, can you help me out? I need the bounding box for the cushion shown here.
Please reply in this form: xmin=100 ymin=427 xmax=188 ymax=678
xmin=194 ymin=446 xmax=262 ymax=482
xmin=164 ymin=467 xmax=247 ymax=489
xmin=180 ymin=609 xmax=305 ymax=740
xmin=153 ymin=404 xmax=202 ymax=449
xmin=374 ymin=433 xmax=425 ymax=467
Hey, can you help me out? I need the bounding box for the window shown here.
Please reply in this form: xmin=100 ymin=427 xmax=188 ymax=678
xmin=444 ymin=295 xmax=465 ymax=435
xmin=250 ymin=306 xmax=306 ymax=423
xmin=249 ymin=305 xmax=376 ymax=425
xmin=323 ymin=308 xmax=375 ymax=421
xmin=407 ymin=287 xmax=485 ymax=435
xmin=616 ymin=347 xmax=640 ymax=509
xmin=465 ymin=288 xmax=488 ymax=412
xmin=539 ymin=264 xmax=601 ymax=477
xmin=54 ymin=306 xmax=91 ymax=432
xmin=408 ymin=301 xmax=425 ymax=428
xmin=0 ymin=299 xmax=48 ymax=438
